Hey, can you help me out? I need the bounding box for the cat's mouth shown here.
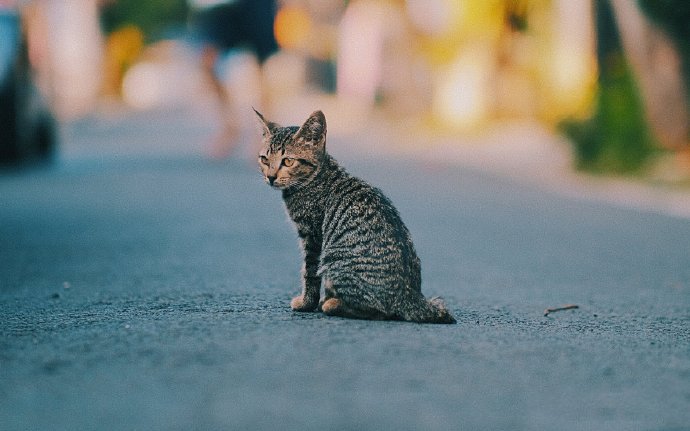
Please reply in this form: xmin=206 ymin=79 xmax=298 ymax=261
xmin=266 ymin=177 xmax=286 ymax=189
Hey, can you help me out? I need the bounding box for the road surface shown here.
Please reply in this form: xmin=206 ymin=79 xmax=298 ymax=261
xmin=1 ymin=107 xmax=689 ymax=430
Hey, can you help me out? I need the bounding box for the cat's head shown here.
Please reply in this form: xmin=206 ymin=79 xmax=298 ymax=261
xmin=255 ymin=109 xmax=327 ymax=190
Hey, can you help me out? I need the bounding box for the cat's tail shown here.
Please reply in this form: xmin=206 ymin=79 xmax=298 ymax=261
xmin=400 ymin=295 xmax=456 ymax=324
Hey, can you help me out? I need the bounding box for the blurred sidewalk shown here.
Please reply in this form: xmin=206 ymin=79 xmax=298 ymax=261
xmin=353 ymin=114 xmax=690 ymax=221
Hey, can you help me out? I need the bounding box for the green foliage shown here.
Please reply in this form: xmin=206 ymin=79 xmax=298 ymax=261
xmin=101 ymin=0 xmax=189 ymax=42
xmin=560 ymin=0 xmax=658 ymax=174
xmin=560 ymin=56 xmax=657 ymax=174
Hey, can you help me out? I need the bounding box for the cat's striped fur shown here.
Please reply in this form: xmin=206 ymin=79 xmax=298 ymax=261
xmin=256 ymin=109 xmax=455 ymax=324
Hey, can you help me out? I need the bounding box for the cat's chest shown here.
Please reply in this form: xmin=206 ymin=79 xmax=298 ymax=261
xmin=283 ymin=193 xmax=325 ymax=235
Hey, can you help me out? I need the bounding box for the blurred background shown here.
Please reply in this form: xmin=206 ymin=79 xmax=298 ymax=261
xmin=1 ymin=0 xmax=689 ymax=181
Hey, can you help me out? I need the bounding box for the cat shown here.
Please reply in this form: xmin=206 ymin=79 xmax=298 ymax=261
xmin=255 ymin=109 xmax=456 ymax=324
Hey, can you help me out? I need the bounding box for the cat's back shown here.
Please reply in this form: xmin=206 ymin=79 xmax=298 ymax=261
xmin=319 ymin=159 xmax=421 ymax=289
xmin=323 ymin=168 xmax=399 ymax=241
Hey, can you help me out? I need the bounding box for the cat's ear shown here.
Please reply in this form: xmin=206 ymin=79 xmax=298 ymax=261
xmin=294 ymin=110 xmax=327 ymax=148
xmin=253 ymin=108 xmax=279 ymax=138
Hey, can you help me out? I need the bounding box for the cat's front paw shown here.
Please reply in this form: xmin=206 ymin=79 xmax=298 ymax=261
xmin=290 ymin=295 xmax=318 ymax=312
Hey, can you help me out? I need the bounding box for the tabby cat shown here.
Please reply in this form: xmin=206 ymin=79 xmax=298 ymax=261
xmin=256 ymin=109 xmax=455 ymax=324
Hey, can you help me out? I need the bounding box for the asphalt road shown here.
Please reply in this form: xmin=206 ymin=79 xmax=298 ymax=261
xmin=1 ymin=108 xmax=690 ymax=430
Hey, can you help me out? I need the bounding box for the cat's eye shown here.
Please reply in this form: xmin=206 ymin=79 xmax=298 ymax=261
xmin=259 ymin=155 xmax=269 ymax=165
xmin=282 ymin=157 xmax=295 ymax=167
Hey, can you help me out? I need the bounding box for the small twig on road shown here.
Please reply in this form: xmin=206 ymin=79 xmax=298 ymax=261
xmin=543 ymin=304 xmax=579 ymax=317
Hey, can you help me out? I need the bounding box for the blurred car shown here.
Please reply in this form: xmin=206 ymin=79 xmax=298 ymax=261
xmin=0 ymin=7 xmax=56 ymax=165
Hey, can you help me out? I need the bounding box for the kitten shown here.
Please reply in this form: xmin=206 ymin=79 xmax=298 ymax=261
xmin=256 ymin=109 xmax=455 ymax=324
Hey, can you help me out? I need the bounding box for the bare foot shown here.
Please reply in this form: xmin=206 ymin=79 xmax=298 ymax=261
xmin=209 ymin=125 xmax=239 ymax=159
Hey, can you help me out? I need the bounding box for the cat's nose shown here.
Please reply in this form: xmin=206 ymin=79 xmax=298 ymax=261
xmin=267 ymin=175 xmax=276 ymax=185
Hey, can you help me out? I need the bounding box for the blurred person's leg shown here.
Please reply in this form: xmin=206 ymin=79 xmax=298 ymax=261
xmin=201 ymin=45 xmax=239 ymax=159
xmin=247 ymin=0 xmax=279 ymax=155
